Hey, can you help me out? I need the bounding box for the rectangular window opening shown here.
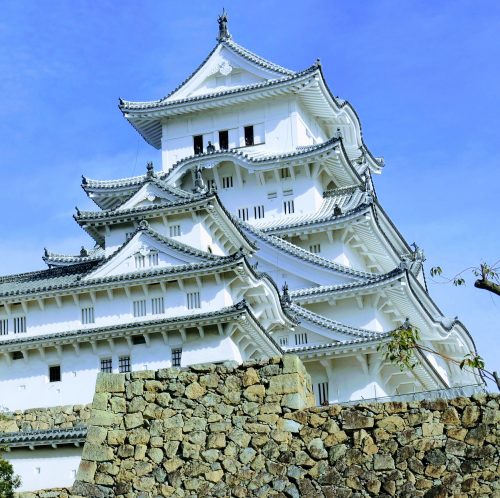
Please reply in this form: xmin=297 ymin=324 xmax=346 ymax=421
xmin=151 ymin=297 xmax=165 ymax=315
xmin=0 ymin=319 xmax=8 ymax=336
xmin=278 ymin=336 xmax=289 ymax=347
xmin=133 ymin=299 xmax=147 ymax=318
xmin=119 ymin=356 xmax=131 ymax=373
xmin=169 ymin=225 xmax=181 ymax=237
xmin=238 ymin=208 xmax=249 ymax=221
xmin=193 ymin=135 xmax=203 ymax=155
xmin=317 ymin=382 xmax=329 ymax=406
xmin=284 ymin=200 xmax=295 ymax=215
xmin=187 ymin=291 xmax=201 ymax=310
xmin=135 ymin=254 xmax=146 ymax=269
xmin=149 ymin=252 xmax=159 ymax=267
xmin=13 ymin=316 xmax=26 ymax=334
xmin=280 ymin=168 xmax=291 ymax=179
xmin=244 ymin=126 xmax=254 ymax=146
xmin=81 ymin=307 xmax=95 ymax=325
xmin=100 ymin=358 xmax=113 ymax=373
xmin=254 ymin=205 xmax=265 ymax=219
xmin=132 ymin=335 xmax=146 ymax=345
xmin=222 ymin=176 xmax=233 ymax=189
xmin=12 ymin=351 xmax=23 ymax=361
xmin=49 ymin=365 xmax=61 ymax=383
xmin=309 ymin=244 xmax=321 ymax=254
xmin=219 ymin=130 xmax=229 ymax=150
xmin=172 ymin=348 xmax=182 ymax=367
xmin=294 ymin=332 xmax=308 ymax=345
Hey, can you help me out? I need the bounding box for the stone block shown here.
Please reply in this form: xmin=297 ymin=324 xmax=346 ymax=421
xmin=75 ymin=460 xmax=97 ymax=483
xmin=95 ymin=373 xmax=125 ymax=393
xmin=342 ymin=411 xmax=375 ymax=430
xmin=89 ymin=409 xmax=120 ymax=427
xmin=373 ymin=454 xmax=395 ymax=470
xmin=267 ymin=373 xmax=303 ymax=395
xmin=86 ymin=425 xmax=108 ymax=445
xmin=82 ymin=443 xmax=114 ymax=462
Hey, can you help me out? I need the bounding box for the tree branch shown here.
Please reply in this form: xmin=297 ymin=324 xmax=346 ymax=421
xmin=474 ymin=278 xmax=500 ymax=296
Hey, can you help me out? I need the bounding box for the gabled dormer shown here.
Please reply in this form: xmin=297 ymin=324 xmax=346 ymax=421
xmin=84 ymin=222 xmax=221 ymax=280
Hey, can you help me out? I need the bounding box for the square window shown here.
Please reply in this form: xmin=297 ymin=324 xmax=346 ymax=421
xmin=49 ymin=365 xmax=61 ymax=383
xmin=170 ymin=225 xmax=181 ymax=237
xmin=13 ymin=316 xmax=26 ymax=334
xmin=222 ymin=176 xmax=233 ymax=189
xmin=81 ymin=307 xmax=95 ymax=324
xmin=254 ymin=205 xmax=265 ymax=219
xmin=309 ymin=244 xmax=321 ymax=254
xmin=133 ymin=300 xmax=147 ymax=317
xmin=172 ymin=348 xmax=182 ymax=367
xmin=100 ymin=358 xmax=113 ymax=373
xmin=12 ymin=351 xmax=23 ymax=361
xmin=238 ymin=208 xmax=249 ymax=221
xmin=119 ymin=356 xmax=131 ymax=373
xmin=132 ymin=335 xmax=146 ymax=345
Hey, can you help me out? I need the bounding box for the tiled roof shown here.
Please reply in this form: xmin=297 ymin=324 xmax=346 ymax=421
xmin=0 ymin=249 xmax=240 ymax=300
xmin=287 ymin=335 xmax=389 ymax=354
xmin=0 ymin=427 xmax=87 ymax=448
xmin=239 ymin=221 xmax=375 ymax=280
xmin=255 ymin=185 xmax=367 ymax=233
xmin=119 ymin=65 xmax=317 ymax=111
xmin=289 ymin=304 xmax=385 ymax=340
xmin=289 ymin=268 xmax=404 ymax=300
xmin=43 ymin=246 xmax=105 ymax=267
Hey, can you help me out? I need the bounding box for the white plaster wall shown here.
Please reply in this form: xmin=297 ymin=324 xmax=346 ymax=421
xmin=307 ymin=299 xmax=395 ymax=332
xmin=161 ymin=96 xmax=326 ymax=168
xmin=0 ymin=332 xmax=244 ymax=411
xmin=305 ymin=357 xmax=390 ymax=404
xmin=0 ymin=279 xmax=230 ymax=340
xmin=7 ymin=447 xmax=82 ymax=492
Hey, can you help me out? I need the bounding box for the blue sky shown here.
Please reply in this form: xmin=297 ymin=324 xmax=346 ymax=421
xmin=0 ymin=1 xmax=498 ymax=382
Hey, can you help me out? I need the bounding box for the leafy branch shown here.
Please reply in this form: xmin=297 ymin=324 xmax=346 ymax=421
xmin=0 ymin=409 xmax=21 ymax=498
xmin=378 ymin=322 xmax=500 ymax=391
xmin=430 ymin=260 xmax=500 ymax=297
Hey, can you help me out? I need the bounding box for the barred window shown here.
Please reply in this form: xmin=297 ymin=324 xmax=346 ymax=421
xmin=283 ymin=200 xmax=295 ymax=215
xmin=254 ymin=205 xmax=265 ymax=219
xmin=13 ymin=316 xmax=26 ymax=334
xmin=294 ymin=332 xmax=308 ymax=345
xmin=100 ymin=358 xmax=113 ymax=373
xmin=238 ymin=208 xmax=249 ymax=221
xmin=278 ymin=336 xmax=289 ymax=347
xmin=49 ymin=365 xmax=61 ymax=383
xmin=170 ymin=225 xmax=181 ymax=237
xmin=133 ymin=300 xmax=147 ymax=317
xmin=149 ymin=252 xmax=159 ymax=267
xmin=280 ymin=168 xmax=291 ymax=179
xmin=135 ymin=254 xmax=146 ymax=269
xmin=0 ymin=319 xmax=8 ymax=336
xmin=222 ymin=176 xmax=233 ymax=189
xmin=316 ymin=382 xmax=329 ymax=406
xmin=207 ymin=179 xmax=217 ymax=191
xmin=81 ymin=307 xmax=95 ymax=324
xmin=119 ymin=356 xmax=131 ymax=373
xmin=187 ymin=291 xmax=201 ymax=310
xmin=172 ymin=348 xmax=182 ymax=367
xmin=151 ymin=297 xmax=165 ymax=315
xmin=309 ymin=244 xmax=321 ymax=254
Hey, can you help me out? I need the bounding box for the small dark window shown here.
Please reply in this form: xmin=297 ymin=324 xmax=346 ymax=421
xmin=193 ymin=135 xmax=203 ymax=154
xmin=172 ymin=348 xmax=182 ymax=367
xmin=12 ymin=351 xmax=23 ymax=360
xmin=219 ymin=130 xmax=229 ymax=150
xmin=49 ymin=365 xmax=61 ymax=383
xmin=244 ymin=126 xmax=254 ymax=146
xmin=132 ymin=335 xmax=146 ymax=345
xmin=119 ymin=356 xmax=131 ymax=373
xmin=100 ymin=358 xmax=113 ymax=373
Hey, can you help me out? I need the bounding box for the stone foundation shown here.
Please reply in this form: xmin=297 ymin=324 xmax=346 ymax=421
xmin=11 ymin=356 xmax=500 ymax=497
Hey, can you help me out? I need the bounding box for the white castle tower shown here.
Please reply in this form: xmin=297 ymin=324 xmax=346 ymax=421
xmin=0 ymin=12 xmax=482 ymax=414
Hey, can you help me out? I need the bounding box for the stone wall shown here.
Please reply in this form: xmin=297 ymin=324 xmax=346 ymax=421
xmin=65 ymin=356 xmax=499 ymax=498
xmin=0 ymin=405 xmax=91 ymax=433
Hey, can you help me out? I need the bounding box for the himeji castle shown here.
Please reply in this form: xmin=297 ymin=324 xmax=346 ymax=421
xmin=0 ymin=13 xmax=483 ymax=417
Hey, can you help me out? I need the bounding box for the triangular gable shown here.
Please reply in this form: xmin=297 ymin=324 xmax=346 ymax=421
xmin=117 ymin=182 xmax=184 ymax=211
xmin=84 ymin=229 xmax=219 ymax=280
xmin=167 ymin=44 xmax=293 ymax=102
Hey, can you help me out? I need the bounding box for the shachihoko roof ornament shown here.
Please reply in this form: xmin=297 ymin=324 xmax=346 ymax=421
xmin=217 ymin=8 xmax=231 ymax=42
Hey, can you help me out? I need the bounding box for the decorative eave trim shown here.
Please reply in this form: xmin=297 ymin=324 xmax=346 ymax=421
xmin=0 ymin=428 xmax=87 ymax=449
